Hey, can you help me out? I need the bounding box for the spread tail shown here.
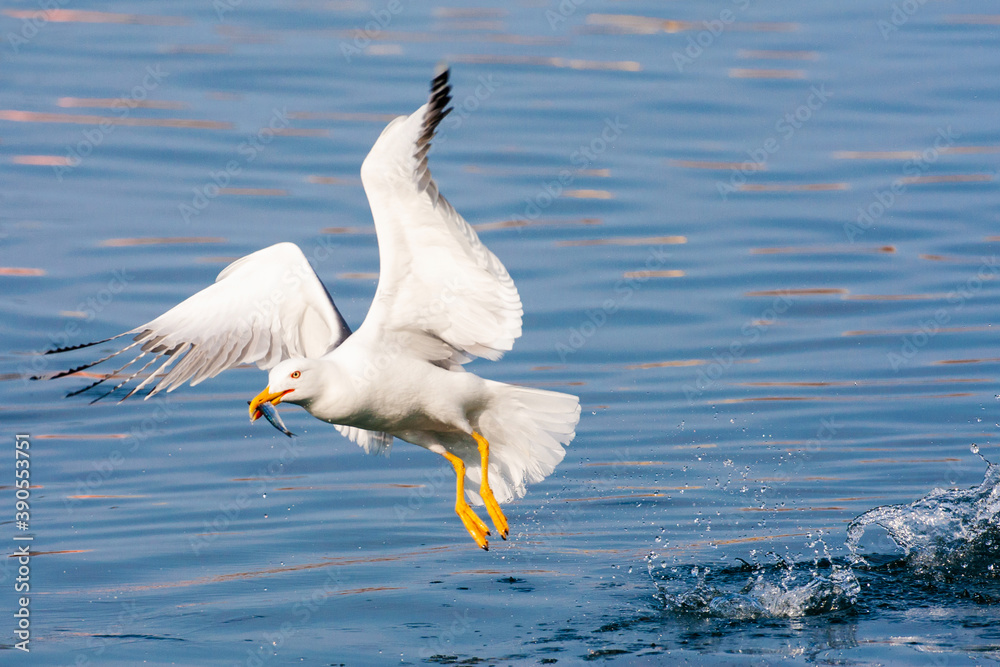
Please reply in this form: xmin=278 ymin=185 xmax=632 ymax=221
xmin=463 ymin=382 xmax=581 ymax=505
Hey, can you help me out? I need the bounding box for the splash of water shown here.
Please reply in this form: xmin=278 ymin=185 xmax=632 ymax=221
xmin=651 ymin=451 xmax=1000 ymax=620
xmin=846 ymin=454 xmax=1000 ymax=579
xmin=650 ymin=558 xmax=860 ymax=620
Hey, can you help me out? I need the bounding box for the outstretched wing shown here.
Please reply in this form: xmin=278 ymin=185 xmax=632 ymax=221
xmin=43 ymin=242 xmax=351 ymax=401
xmin=355 ymin=65 xmax=523 ymax=369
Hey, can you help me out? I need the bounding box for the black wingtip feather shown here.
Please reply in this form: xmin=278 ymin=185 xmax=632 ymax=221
xmin=419 ymin=65 xmax=452 ymax=149
xmin=44 ymin=333 xmax=125 ymax=355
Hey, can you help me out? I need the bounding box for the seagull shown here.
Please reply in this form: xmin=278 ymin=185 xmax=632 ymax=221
xmin=40 ymin=66 xmax=581 ymax=551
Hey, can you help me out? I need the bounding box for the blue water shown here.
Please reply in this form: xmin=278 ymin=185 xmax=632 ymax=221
xmin=2 ymin=0 xmax=1000 ymax=663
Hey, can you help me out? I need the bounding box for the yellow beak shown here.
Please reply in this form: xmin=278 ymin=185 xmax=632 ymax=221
xmin=249 ymin=386 xmax=292 ymax=421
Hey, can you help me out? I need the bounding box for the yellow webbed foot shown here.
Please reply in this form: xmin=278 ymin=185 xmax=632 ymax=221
xmin=480 ymin=484 xmax=509 ymax=541
xmin=442 ymin=449 xmax=491 ymax=550
xmin=455 ymin=501 xmax=490 ymax=550
xmin=472 ymin=431 xmax=509 ymax=540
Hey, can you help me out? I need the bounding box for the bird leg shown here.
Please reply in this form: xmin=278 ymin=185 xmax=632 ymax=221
xmin=472 ymin=431 xmax=509 ymax=540
xmin=441 ymin=450 xmax=490 ymax=550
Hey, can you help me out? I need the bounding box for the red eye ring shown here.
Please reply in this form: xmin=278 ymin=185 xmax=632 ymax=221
xmin=290 ymin=370 xmax=301 ymax=379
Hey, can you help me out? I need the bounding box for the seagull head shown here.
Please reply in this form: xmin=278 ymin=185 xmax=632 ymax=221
xmin=249 ymin=358 xmax=318 ymax=421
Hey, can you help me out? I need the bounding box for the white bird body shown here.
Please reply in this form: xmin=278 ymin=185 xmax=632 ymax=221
xmin=43 ymin=66 xmax=580 ymax=549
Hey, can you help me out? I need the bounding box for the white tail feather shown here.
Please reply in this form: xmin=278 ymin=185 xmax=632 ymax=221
xmin=461 ymin=382 xmax=581 ymax=505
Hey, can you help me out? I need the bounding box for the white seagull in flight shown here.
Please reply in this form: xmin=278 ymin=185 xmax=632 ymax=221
xmin=42 ymin=66 xmax=581 ymax=550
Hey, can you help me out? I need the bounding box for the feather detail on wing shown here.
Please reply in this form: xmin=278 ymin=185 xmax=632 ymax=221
xmin=42 ymin=242 xmax=351 ymax=401
xmin=357 ymin=65 xmax=523 ymax=369
xmin=334 ymin=425 xmax=394 ymax=456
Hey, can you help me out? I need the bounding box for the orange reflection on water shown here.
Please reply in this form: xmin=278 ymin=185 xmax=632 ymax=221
xmin=934 ymin=357 xmax=1000 ymax=365
xmin=563 ymin=493 xmax=672 ymax=503
xmin=721 ymin=396 xmax=815 ymax=404
xmin=58 ymin=97 xmax=188 ymax=110
xmin=836 ymin=146 xmax=1000 ymax=159
xmin=0 ymin=110 xmax=231 ymax=130
xmin=2 ymin=9 xmax=187 ymax=24
xmin=671 ymin=159 xmax=766 ymax=171
xmin=556 ymin=235 xmax=686 ymax=247
xmin=101 ymin=236 xmax=226 ymax=247
xmin=738 ymin=49 xmax=818 ymax=60
xmin=322 ymin=226 xmax=373 ymax=234
xmin=739 ymin=182 xmax=848 ymax=192
xmin=306 ymin=175 xmax=352 ymax=185
xmin=473 ymin=217 xmax=601 ymax=231
xmin=741 ymin=506 xmax=845 ymax=512
xmin=752 ymin=245 xmax=894 ymax=255
xmin=11 ymin=155 xmax=74 ymax=166
xmin=0 ymin=267 xmax=45 ymax=276
xmin=585 ymin=461 xmax=674 ymax=467
xmin=626 ymin=359 xmax=703 ymax=369
xmin=584 ymin=14 xmax=697 ymax=33
xmin=729 ymin=68 xmax=805 ymax=79
xmin=585 ymin=14 xmax=796 ymax=34
xmin=564 ymin=189 xmax=612 ymax=199
xmin=739 ymin=377 xmax=986 ymax=387
xmin=81 ymin=546 xmax=453 ymax=594
xmin=745 ymin=288 xmax=848 ymax=296
xmin=623 ymin=269 xmax=684 ymax=278
xmin=707 ymin=532 xmax=812 ymax=547
xmin=451 ymin=54 xmax=641 ymax=72
xmin=289 ymin=111 xmax=397 ymax=122
xmin=36 ymin=434 xmax=128 ymax=439
xmin=899 ymin=174 xmax=993 ymax=185
xmin=627 ymin=358 xmax=758 ymax=370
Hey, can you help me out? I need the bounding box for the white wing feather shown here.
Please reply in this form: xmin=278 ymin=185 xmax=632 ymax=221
xmin=334 ymin=425 xmax=394 ymax=456
xmin=48 ymin=242 xmax=351 ymax=400
xmin=48 ymin=68 xmax=506 ymax=458
xmin=356 ymin=67 xmax=522 ymax=369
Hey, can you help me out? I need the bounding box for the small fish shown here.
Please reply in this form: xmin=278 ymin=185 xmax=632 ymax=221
xmin=249 ymin=400 xmax=295 ymax=437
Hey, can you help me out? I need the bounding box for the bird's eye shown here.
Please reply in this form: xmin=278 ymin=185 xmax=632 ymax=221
xmin=290 ymin=370 xmax=301 ymax=379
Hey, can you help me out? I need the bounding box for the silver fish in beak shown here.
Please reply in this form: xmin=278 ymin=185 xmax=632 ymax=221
xmin=248 ymin=399 xmax=295 ymax=438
